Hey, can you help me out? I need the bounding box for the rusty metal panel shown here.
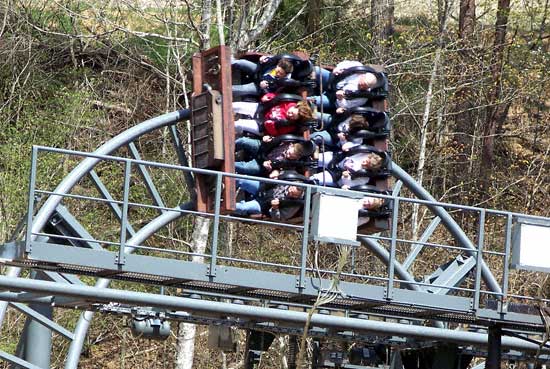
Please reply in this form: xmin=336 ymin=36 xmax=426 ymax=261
xmin=191 ymin=46 xmax=235 ymax=213
xmin=191 ymin=90 xmax=224 ymax=169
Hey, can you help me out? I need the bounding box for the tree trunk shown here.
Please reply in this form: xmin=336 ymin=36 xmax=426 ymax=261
xmin=233 ymin=0 xmax=284 ymax=51
xmin=216 ymin=0 xmax=225 ymax=45
xmin=481 ymin=0 xmax=511 ymax=178
xmin=200 ymin=0 xmax=212 ymax=49
xmin=458 ymin=0 xmax=476 ymax=40
xmin=175 ymin=216 xmax=211 ymax=369
xmin=305 ymin=0 xmax=321 ymax=36
xmin=450 ymin=0 xmax=476 ymax=187
xmin=411 ymin=0 xmax=449 ymax=239
xmin=370 ymin=0 xmax=394 ymax=62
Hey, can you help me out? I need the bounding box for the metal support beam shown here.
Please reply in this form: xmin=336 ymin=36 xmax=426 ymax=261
xmin=117 ymin=160 xmax=132 ymax=266
xmin=49 ymin=205 xmax=103 ymax=250
xmin=487 ymin=325 xmax=502 ymax=369
xmin=128 ymin=142 xmax=166 ymax=213
xmin=298 ymin=186 xmax=312 ymax=291
xmin=10 ymin=302 xmax=74 ymax=340
xmin=0 ymin=275 xmax=546 ymax=353
xmin=23 ymin=301 xmax=52 ymax=368
xmin=89 ymin=170 xmax=137 ymax=238
xmin=12 ymin=318 xmax=30 ymax=368
xmin=391 ymin=164 xmax=502 ymax=295
xmin=425 ymin=256 xmax=475 ymax=295
xmin=168 ymin=124 xmax=196 ymax=197
xmin=0 ymin=350 xmax=44 ymax=369
xmin=402 ymin=216 xmax=441 ymax=271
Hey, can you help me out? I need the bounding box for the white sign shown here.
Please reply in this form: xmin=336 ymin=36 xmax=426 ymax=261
xmin=511 ymin=222 xmax=550 ymax=273
xmin=310 ymin=193 xmax=361 ymax=246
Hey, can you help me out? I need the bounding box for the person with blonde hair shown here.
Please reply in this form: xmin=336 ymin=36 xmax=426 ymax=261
xmin=310 ymin=151 xmax=385 ymax=187
xmin=311 ymin=60 xmax=380 ymax=111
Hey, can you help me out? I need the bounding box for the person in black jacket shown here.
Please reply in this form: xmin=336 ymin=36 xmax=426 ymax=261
xmin=232 ymin=56 xmax=295 ymax=97
xmin=233 ymin=179 xmax=305 ymax=220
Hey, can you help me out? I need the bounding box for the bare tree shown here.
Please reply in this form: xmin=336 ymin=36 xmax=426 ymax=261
xmin=481 ymin=0 xmax=512 ymax=178
xmin=458 ymin=0 xmax=475 ymax=40
xmin=200 ymin=0 xmax=213 ymax=49
xmin=231 ymin=0 xmax=284 ymax=51
xmin=449 ymin=0 xmax=477 ymax=190
xmin=370 ymin=0 xmax=394 ymax=62
xmin=175 ymin=217 xmax=211 ymax=369
xmin=305 ymin=0 xmax=321 ymax=36
xmin=411 ymin=0 xmax=451 ymax=239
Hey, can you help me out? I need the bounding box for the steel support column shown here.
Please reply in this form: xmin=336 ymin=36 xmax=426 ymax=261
xmin=487 ymin=325 xmax=502 ymax=369
xmin=23 ymin=302 xmax=52 ymax=368
xmin=22 ymin=272 xmax=53 ymax=368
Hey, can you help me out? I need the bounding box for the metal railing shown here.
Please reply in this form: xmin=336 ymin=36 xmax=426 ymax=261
xmin=24 ymin=145 xmax=550 ymax=317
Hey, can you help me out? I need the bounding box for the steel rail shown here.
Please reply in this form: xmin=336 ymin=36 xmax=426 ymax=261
xmin=0 ymin=275 xmax=547 ymax=354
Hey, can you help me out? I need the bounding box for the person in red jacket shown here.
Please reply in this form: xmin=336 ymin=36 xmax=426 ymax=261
xmin=233 ymin=93 xmax=314 ymax=138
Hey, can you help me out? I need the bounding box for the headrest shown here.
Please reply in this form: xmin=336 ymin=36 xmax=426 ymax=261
xmin=267 ymin=135 xmax=316 ymax=157
xmin=271 ymin=93 xmax=303 ymax=103
xmin=349 ymin=107 xmax=387 ymax=122
xmin=346 ymin=130 xmax=389 ymax=141
xmin=344 ymin=144 xmax=386 ymax=158
xmin=278 ymin=170 xmax=314 ymax=183
xmin=358 ymin=206 xmax=392 ymax=219
xmin=346 ymin=110 xmax=390 ymax=134
xmin=349 ymin=184 xmax=388 ymax=194
xmin=332 ymin=65 xmax=372 ymax=82
xmin=278 ymin=53 xmax=305 ymax=63
xmin=353 ymin=187 xmax=392 ymax=218
xmin=260 ymin=93 xmax=302 ymax=111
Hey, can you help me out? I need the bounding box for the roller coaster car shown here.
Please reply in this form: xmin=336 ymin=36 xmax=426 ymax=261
xmin=191 ymin=46 xmax=391 ymax=233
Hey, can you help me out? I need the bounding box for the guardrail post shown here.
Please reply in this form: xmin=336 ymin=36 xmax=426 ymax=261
xmin=25 ymin=146 xmax=39 ymax=254
xmin=499 ymin=214 xmax=512 ymax=315
xmin=473 ymin=210 xmax=486 ymax=312
xmin=209 ymin=173 xmax=223 ymax=278
xmin=297 ymin=186 xmax=312 ymax=291
xmin=118 ymin=160 xmax=132 ymax=266
xmin=386 ymin=197 xmax=400 ymax=300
